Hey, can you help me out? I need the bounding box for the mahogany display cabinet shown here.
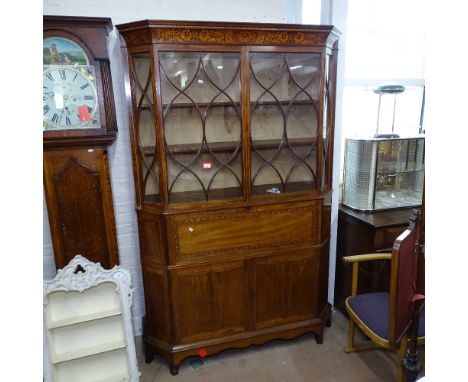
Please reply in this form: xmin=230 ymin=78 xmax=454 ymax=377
xmin=117 ymin=19 xmax=340 ymax=375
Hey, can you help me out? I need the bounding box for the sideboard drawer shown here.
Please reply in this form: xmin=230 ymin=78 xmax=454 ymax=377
xmin=167 ymin=201 xmax=322 ymax=264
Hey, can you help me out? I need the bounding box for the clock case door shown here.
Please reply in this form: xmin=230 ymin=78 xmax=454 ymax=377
xmin=43 ymin=16 xmax=119 ymax=269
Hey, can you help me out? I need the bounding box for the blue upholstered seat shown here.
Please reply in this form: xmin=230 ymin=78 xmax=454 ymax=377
xmin=347 ymin=292 xmax=425 ymax=340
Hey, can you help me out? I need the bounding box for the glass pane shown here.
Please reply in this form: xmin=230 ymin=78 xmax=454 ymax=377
xmin=130 ymin=53 xmax=159 ymax=203
xmin=250 ymin=52 xmax=321 ymax=195
xmin=375 ymin=138 xmax=424 ymax=209
xmin=159 ymin=51 xmax=242 ymax=203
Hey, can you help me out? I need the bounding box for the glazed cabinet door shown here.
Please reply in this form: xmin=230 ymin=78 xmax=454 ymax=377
xmin=249 ymin=52 xmax=323 ymax=195
xmin=253 ymin=249 xmax=320 ymax=329
xmin=171 ymin=261 xmax=249 ymax=343
xmin=159 ymin=51 xmax=243 ymax=203
xmin=127 ymin=52 xmax=161 ymax=205
xmin=128 ymin=49 xmax=244 ymax=205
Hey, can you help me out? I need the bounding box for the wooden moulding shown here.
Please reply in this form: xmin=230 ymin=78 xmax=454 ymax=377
xmin=117 ymin=20 xmax=341 ymax=49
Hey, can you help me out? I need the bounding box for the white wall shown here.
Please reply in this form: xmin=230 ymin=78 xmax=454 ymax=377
xmin=44 ymin=0 xmax=292 ymax=25
xmin=321 ymin=0 xmax=347 ymax=305
xmin=43 ymin=0 xmax=306 ymax=336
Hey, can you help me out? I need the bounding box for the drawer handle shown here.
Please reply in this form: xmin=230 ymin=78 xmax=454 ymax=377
xmin=188 ymin=227 xmax=194 ymax=232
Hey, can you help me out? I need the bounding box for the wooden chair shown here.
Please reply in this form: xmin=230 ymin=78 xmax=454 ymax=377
xmin=343 ymin=209 xmax=425 ymax=381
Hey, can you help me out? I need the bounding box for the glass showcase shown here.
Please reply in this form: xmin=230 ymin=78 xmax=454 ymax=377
xmin=342 ymin=137 xmax=425 ymax=211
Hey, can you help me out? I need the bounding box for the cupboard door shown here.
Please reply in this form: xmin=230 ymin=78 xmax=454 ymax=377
xmin=142 ymin=265 xmax=172 ymax=343
xmin=254 ymin=249 xmax=319 ymax=329
xmin=171 ymin=261 xmax=248 ymax=343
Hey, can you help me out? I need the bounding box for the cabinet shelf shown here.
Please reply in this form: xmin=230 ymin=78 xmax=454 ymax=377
xmin=250 ymin=99 xmax=316 ymax=107
xmin=143 ymin=137 xmax=316 ymax=156
xmin=162 ymin=101 xmax=241 ymax=109
xmin=51 ymin=339 xmax=127 ymax=364
xmin=252 ymin=138 xmax=316 ymax=150
xmin=169 ymin=186 xmax=242 ymax=203
xmin=146 ymin=141 xmax=241 ymax=155
xmin=252 ymin=181 xmax=316 ymax=195
xmin=137 ymin=99 xmax=316 ymax=111
xmin=143 ymin=181 xmax=316 ymax=204
xmin=47 ymin=308 xmax=122 ymax=329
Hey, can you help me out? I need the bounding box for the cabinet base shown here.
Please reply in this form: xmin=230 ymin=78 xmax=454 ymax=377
xmin=143 ymin=303 xmax=332 ymax=374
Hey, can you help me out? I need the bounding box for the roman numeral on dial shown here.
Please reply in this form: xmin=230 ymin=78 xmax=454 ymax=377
xmin=59 ymin=70 xmax=66 ymax=80
xmin=80 ymin=83 xmax=90 ymax=90
xmin=43 ymin=105 xmax=50 ymax=115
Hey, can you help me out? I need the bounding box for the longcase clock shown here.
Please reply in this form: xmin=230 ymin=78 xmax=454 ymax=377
xmin=43 ymin=16 xmax=119 ymax=269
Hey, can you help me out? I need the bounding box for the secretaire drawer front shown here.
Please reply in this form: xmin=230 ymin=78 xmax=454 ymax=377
xmin=168 ymin=201 xmax=322 ymax=264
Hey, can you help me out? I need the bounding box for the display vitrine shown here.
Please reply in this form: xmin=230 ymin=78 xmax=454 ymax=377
xmin=117 ymin=19 xmax=340 ymax=375
xmin=342 ymin=136 xmax=425 ymax=211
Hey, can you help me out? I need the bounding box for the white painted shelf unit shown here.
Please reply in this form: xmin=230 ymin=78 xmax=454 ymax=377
xmin=43 ymin=255 xmax=140 ymax=382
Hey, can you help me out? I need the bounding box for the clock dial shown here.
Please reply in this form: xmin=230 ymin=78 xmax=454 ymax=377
xmin=43 ymin=65 xmax=100 ymax=130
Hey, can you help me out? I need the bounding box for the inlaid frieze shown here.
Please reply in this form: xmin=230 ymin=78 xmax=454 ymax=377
xmin=118 ymin=21 xmax=339 ymax=48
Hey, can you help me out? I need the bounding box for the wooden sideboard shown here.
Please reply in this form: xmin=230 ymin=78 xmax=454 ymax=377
xmin=334 ymin=204 xmax=416 ymax=314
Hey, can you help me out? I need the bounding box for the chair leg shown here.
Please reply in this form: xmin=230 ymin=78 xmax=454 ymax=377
xmin=397 ymin=336 xmax=408 ymax=382
xmin=344 ymin=319 xmax=356 ymax=353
